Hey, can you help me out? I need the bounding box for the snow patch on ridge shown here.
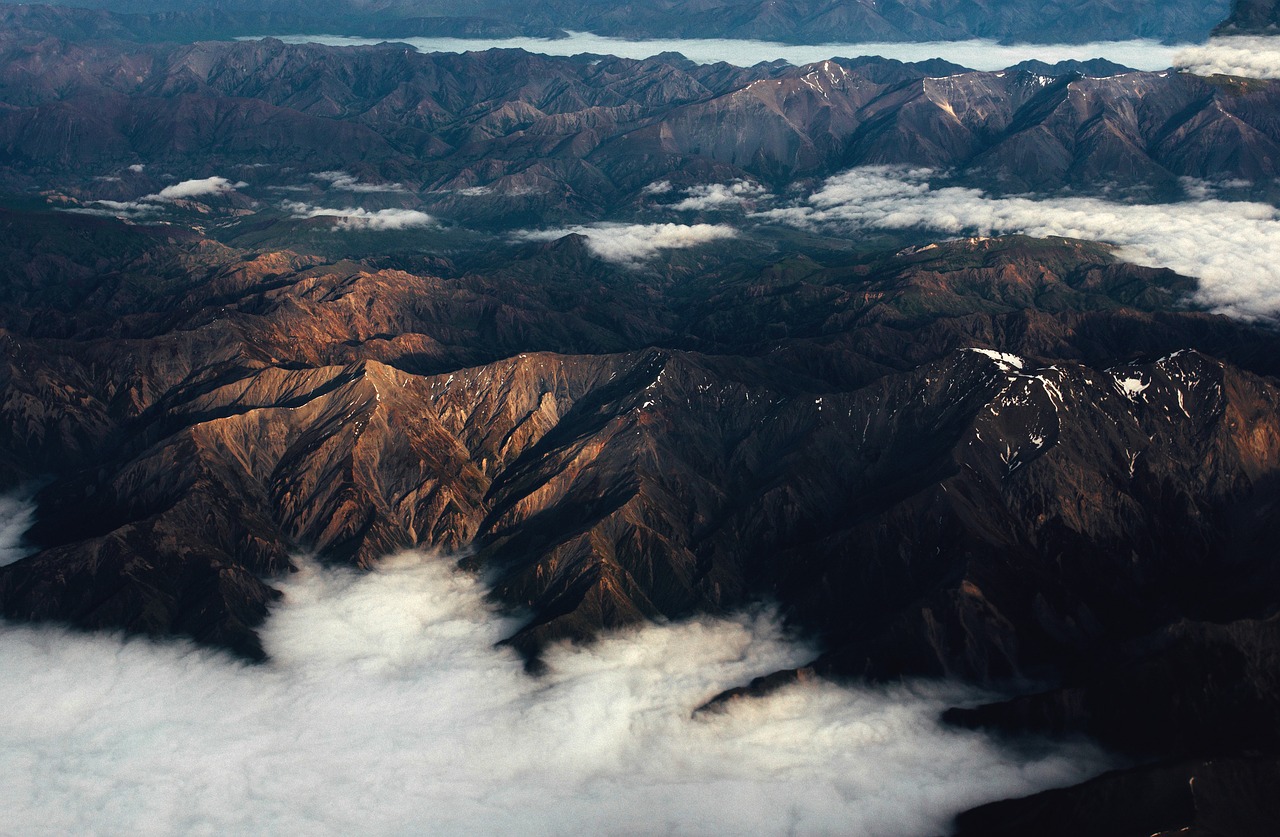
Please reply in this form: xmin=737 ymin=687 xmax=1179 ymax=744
xmin=967 ymin=348 xmax=1026 ymax=372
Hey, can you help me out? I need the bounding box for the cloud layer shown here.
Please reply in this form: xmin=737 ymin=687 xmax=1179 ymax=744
xmin=671 ymin=180 xmax=768 ymax=212
xmin=312 ymin=171 xmax=408 ymax=193
xmin=282 ymin=201 xmax=436 ymax=230
xmin=0 ymin=552 xmax=1107 ymax=836
xmin=276 ymin=33 xmax=1183 ymax=72
xmin=1175 ymin=36 xmax=1280 ymax=79
xmin=519 ymin=222 xmax=738 ymax=263
xmin=758 ymin=166 xmax=1280 ymax=319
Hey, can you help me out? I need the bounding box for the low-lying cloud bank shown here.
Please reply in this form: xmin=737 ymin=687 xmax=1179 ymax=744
xmin=519 ymin=222 xmax=738 ymax=263
xmin=272 ymin=33 xmax=1183 ymax=72
xmin=670 ymin=180 xmax=768 ymax=212
xmin=312 ymin=170 xmax=408 ymax=193
xmin=0 ymin=552 xmax=1107 ymax=836
xmin=282 ymin=201 xmax=436 ymax=230
xmin=1175 ymin=36 xmax=1280 ymax=79
xmin=758 ymin=166 xmax=1280 ymax=319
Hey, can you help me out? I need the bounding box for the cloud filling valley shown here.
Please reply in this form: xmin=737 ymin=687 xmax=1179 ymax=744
xmin=273 ymin=33 xmax=1185 ymax=72
xmin=519 ymin=222 xmax=739 ymax=263
xmin=758 ymin=166 xmax=1280 ymax=320
xmin=282 ymin=201 xmax=437 ymax=230
xmin=0 ymin=550 xmax=1109 ymax=836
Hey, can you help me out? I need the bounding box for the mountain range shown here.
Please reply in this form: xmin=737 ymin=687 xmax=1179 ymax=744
xmin=5 ymin=0 xmax=1280 ymax=834
xmin=0 ymin=0 xmax=1235 ymax=44
xmin=6 ymin=14 xmax=1280 ymax=228
xmin=4 ymin=204 xmax=1280 ymax=832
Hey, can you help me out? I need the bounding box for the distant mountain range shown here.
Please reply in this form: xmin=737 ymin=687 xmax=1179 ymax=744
xmin=5 ymin=12 xmax=1280 ymax=229
xmin=0 ymin=0 xmax=1236 ymax=44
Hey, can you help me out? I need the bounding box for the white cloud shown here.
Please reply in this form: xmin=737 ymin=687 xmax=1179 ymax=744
xmin=1175 ymin=36 xmax=1280 ymax=79
xmin=0 ymin=551 xmax=1108 ymax=836
xmin=282 ymin=201 xmax=437 ymax=230
xmin=153 ymin=176 xmax=246 ymax=202
xmin=127 ymin=164 xmax=145 ymax=173
xmin=275 ymin=33 xmax=1183 ymax=72
xmin=67 ymin=199 xmax=156 ymax=218
xmin=1178 ymin=176 xmax=1253 ymax=200
xmin=313 ymin=171 xmax=408 ymax=193
xmin=641 ymin=180 xmax=673 ymax=195
xmin=671 ymin=181 xmax=768 ymax=212
xmin=757 ymin=166 xmax=1280 ymax=320
xmin=0 ymin=492 xmax=34 ymax=567
xmin=67 ymin=176 xmax=246 ymax=219
xmin=519 ymin=222 xmax=738 ymax=264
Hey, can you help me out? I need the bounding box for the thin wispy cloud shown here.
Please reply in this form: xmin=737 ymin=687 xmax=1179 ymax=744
xmin=313 ymin=171 xmax=409 ymax=193
xmin=757 ymin=166 xmax=1280 ymax=320
xmin=282 ymin=201 xmax=437 ymax=230
xmin=519 ymin=222 xmax=738 ymax=264
xmin=0 ymin=552 xmax=1108 ymax=836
